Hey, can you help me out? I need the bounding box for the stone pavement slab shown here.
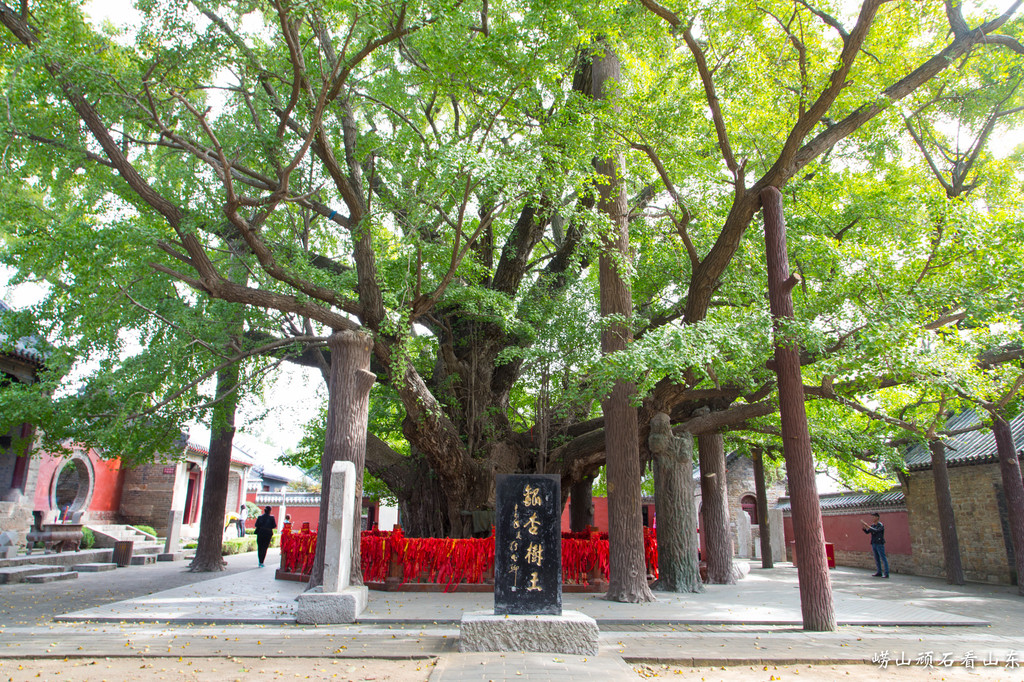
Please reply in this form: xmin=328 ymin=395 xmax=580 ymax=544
xmin=8 ymin=553 xmax=1018 ymax=676
xmin=56 ymin=564 xmax=305 ymax=624
xmin=429 ymin=652 xmax=642 ymax=681
xmin=57 ymin=563 xmax=987 ymax=628
xmin=25 ymin=570 xmax=77 ymax=583
xmin=73 ymin=563 xmax=116 ymax=572
xmin=0 ymin=565 xmax=56 ymax=583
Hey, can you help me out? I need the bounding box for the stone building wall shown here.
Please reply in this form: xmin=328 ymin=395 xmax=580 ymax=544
xmin=725 ymin=455 xmax=788 ymax=558
xmin=905 ymin=463 xmax=1018 ymax=585
xmin=0 ymin=427 xmax=39 ymax=545
xmin=119 ymin=463 xmax=178 ymax=536
xmin=726 ymin=456 xmax=788 ymax=517
xmin=693 ymin=455 xmax=789 ymax=559
xmin=831 ymin=547 xmax=913 ymax=575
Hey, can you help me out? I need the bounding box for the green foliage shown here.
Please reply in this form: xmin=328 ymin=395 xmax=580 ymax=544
xmin=80 ymin=526 xmax=95 ymax=549
xmin=1 ymin=0 xmax=1022 ymax=517
xmin=280 ymin=383 xmax=403 ymax=504
xmin=133 ymin=525 xmax=157 ymax=538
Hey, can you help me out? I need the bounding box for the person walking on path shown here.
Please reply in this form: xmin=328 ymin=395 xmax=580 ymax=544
xmin=236 ymin=504 xmax=248 ymax=538
xmin=862 ymin=512 xmax=889 ymax=578
xmin=254 ymin=506 xmax=277 ymax=567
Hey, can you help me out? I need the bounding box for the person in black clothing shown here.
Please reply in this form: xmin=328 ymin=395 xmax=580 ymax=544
xmin=254 ymin=506 xmax=277 ymax=567
xmin=861 ymin=512 xmax=889 ymax=578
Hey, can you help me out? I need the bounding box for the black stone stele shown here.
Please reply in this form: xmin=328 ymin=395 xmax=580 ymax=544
xmin=494 ymin=474 xmax=562 ymax=616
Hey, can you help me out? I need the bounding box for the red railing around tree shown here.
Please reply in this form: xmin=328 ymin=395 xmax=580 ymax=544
xmin=278 ymin=524 xmax=659 ymax=592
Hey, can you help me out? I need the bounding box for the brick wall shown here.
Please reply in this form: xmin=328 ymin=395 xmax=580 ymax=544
xmin=787 ymin=509 xmax=913 ymax=575
xmin=119 ymin=463 xmax=177 ymax=536
xmin=906 ymin=463 xmax=1017 ymax=585
xmin=832 ymin=548 xmax=913 ymax=574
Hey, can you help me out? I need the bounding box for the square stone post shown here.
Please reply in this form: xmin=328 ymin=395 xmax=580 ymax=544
xmin=296 ymin=461 xmax=368 ymax=623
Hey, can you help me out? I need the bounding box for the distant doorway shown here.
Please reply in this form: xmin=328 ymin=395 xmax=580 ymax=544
xmin=183 ymin=466 xmax=201 ymax=524
xmin=741 ymin=494 xmax=758 ymax=525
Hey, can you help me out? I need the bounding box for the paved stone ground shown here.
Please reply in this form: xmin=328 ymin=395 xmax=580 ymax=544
xmin=1 ymin=551 xmax=1022 ymax=681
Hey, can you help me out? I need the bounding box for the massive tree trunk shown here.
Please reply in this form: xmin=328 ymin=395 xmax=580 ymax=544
xmin=752 ymin=447 xmax=774 ymax=569
xmin=569 ymin=474 xmax=596 ymax=532
xmin=308 ymin=331 xmax=376 ymax=589
xmin=591 ymin=39 xmax=655 ymax=604
xmin=761 ymin=186 xmax=835 ymax=631
xmin=990 ymin=412 xmax=1024 ymax=596
xmin=698 ymin=431 xmax=734 ymax=584
xmin=928 ymin=438 xmax=965 ymax=585
xmin=189 ymin=365 xmax=239 ymax=572
xmin=649 ymin=412 xmax=703 ymax=592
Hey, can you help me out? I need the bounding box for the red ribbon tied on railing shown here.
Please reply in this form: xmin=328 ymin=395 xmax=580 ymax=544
xmin=280 ymin=527 xmax=659 ymax=588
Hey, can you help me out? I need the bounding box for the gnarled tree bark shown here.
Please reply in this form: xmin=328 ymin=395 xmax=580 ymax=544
xmin=308 ymin=330 xmax=376 ymax=589
xmin=649 ymin=412 xmax=703 ymax=592
xmin=569 ymin=474 xmax=596 ymax=532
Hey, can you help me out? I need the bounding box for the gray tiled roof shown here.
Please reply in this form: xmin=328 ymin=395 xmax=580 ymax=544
xmin=0 ymin=300 xmax=45 ymax=366
xmin=903 ymin=409 xmax=1024 ymax=471
xmin=255 ymin=491 xmax=321 ymax=506
xmin=776 ymin=489 xmax=904 ymax=513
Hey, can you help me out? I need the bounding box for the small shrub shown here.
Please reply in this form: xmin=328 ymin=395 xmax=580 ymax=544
xmin=221 ymin=536 xmax=257 ymax=555
xmin=181 ymin=535 xmax=279 ymax=555
xmin=134 ymin=525 xmax=157 ymax=537
xmin=81 ymin=527 xmax=95 ymax=549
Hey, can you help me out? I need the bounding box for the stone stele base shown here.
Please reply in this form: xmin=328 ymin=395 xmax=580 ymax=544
xmin=295 ymin=585 xmax=368 ymax=624
xmin=459 ymin=610 xmax=599 ymax=655
xmin=157 ymin=552 xmax=184 ymax=562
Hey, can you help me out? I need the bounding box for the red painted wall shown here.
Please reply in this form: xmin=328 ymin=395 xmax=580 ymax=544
xmin=34 ymin=453 xmax=64 ymax=510
xmin=280 ymin=505 xmax=320 ymax=529
xmin=783 ymin=510 xmax=911 ymax=555
xmin=560 ymin=497 xmax=656 ymax=534
xmin=88 ymin=457 xmax=124 ymax=512
xmin=561 ymin=496 xmax=610 ymax=532
xmin=32 ymin=448 xmax=125 ymax=513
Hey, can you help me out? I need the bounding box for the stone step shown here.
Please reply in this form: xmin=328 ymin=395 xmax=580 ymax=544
xmin=0 ymin=565 xmax=65 ymax=584
xmin=157 ymin=552 xmax=184 ymax=562
xmin=134 ymin=544 xmax=164 ymax=555
xmin=25 ymin=571 xmax=79 ymax=583
xmin=72 ymin=563 xmax=117 ymax=573
xmin=129 ymin=554 xmax=156 ymax=566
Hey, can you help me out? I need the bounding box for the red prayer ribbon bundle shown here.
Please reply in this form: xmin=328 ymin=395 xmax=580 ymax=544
xmin=280 ymin=525 xmax=659 ymax=589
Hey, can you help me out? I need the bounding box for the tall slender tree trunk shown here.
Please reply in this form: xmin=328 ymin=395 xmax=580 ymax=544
xmin=590 ymin=39 xmax=654 ymax=604
xmin=190 ymin=250 xmax=247 ymax=573
xmin=570 ymin=475 xmax=596 ymax=532
xmin=698 ymin=431 xmax=735 ymax=584
xmin=189 ymin=365 xmax=240 ymax=572
xmin=761 ymin=187 xmax=835 ymax=631
xmin=308 ymin=331 xmax=376 ymax=589
xmin=649 ymin=412 xmax=703 ymax=592
xmin=752 ymin=447 xmax=774 ymax=569
xmin=928 ymin=438 xmax=965 ymax=585
xmin=990 ymin=412 xmax=1024 ymax=595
